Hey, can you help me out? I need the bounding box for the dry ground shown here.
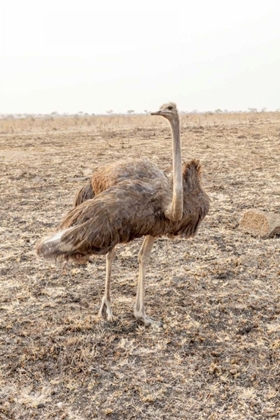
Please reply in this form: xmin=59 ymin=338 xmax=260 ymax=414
xmin=0 ymin=112 xmax=280 ymax=419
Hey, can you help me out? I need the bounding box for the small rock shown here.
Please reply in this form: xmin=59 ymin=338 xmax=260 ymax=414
xmin=82 ymin=167 xmax=93 ymax=177
xmin=239 ymin=209 xmax=280 ymax=238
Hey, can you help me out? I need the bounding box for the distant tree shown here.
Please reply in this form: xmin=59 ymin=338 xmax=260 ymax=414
xmin=260 ymin=107 xmax=267 ymax=112
xmin=215 ymin=109 xmax=223 ymax=113
xmin=106 ymin=110 xmax=114 ymax=115
xmin=248 ymin=107 xmax=258 ymax=113
xmin=127 ymin=110 xmax=134 ymax=114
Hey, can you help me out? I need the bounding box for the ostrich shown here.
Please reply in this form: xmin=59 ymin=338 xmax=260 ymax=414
xmin=37 ymin=103 xmax=210 ymax=326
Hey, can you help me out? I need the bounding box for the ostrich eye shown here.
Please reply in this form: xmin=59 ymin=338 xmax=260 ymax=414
xmin=167 ymin=106 xmax=173 ymax=111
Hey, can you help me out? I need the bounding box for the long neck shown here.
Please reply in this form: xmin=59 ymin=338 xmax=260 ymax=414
xmin=170 ymin=117 xmax=183 ymax=221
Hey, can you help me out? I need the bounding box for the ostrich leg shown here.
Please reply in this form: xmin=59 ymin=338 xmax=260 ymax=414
xmin=134 ymin=235 xmax=162 ymax=327
xmin=98 ymin=248 xmax=116 ymax=321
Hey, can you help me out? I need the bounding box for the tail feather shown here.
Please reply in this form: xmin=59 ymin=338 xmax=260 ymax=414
xmin=36 ymin=225 xmax=97 ymax=263
xmin=36 ymin=196 xmax=119 ymax=261
xmin=36 ymin=228 xmax=74 ymax=260
xmin=74 ymin=180 xmax=94 ymax=206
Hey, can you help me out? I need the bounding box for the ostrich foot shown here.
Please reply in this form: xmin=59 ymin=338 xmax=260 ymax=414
xmin=134 ymin=309 xmax=163 ymax=327
xmin=98 ymin=296 xmax=113 ymax=321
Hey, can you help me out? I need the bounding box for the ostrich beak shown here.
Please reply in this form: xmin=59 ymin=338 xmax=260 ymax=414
xmin=151 ymin=110 xmax=161 ymax=116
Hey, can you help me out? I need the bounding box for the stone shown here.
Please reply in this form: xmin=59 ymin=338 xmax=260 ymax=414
xmin=82 ymin=167 xmax=93 ymax=177
xmin=239 ymin=210 xmax=280 ymax=238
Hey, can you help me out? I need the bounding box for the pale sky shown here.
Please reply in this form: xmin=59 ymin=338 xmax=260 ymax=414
xmin=1 ymin=0 xmax=280 ymax=114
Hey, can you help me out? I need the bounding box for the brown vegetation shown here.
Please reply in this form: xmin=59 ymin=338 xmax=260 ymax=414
xmin=0 ymin=112 xmax=280 ymax=419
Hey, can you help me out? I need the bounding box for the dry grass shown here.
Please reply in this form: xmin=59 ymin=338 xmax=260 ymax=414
xmin=0 ymin=112 xmax=280 ymax=419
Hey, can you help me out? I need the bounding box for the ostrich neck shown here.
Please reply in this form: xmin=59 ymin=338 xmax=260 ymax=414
xmin=170 ymin=118 xmax=183 ymax=221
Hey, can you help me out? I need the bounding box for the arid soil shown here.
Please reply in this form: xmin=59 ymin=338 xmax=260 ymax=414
xmin=0 ymin=112 xmax=279 ymax=419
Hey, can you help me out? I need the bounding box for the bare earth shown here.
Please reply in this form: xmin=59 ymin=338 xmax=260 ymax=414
xmin=0 ymin=112 xmax=279 ymax=419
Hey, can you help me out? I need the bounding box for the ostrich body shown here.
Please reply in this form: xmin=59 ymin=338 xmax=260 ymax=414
xmin=37 ymin=103 xmax=210 ymax=326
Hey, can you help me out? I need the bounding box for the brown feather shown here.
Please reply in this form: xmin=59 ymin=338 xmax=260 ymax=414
xmin=74 ymin=180 xmax=95 ymax=206
xmin=85 ymin=157 xmax=169 ymax=196
xmin=36 ymin=160 xmax=209 ymax=261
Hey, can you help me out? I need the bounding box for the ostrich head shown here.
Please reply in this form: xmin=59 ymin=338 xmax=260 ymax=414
xmin=151 ymin=102 xmax=179 ymax=121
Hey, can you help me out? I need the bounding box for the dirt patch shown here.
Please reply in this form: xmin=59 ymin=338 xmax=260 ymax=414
xmin=0 ymin=113 xmax=280 ymax=419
